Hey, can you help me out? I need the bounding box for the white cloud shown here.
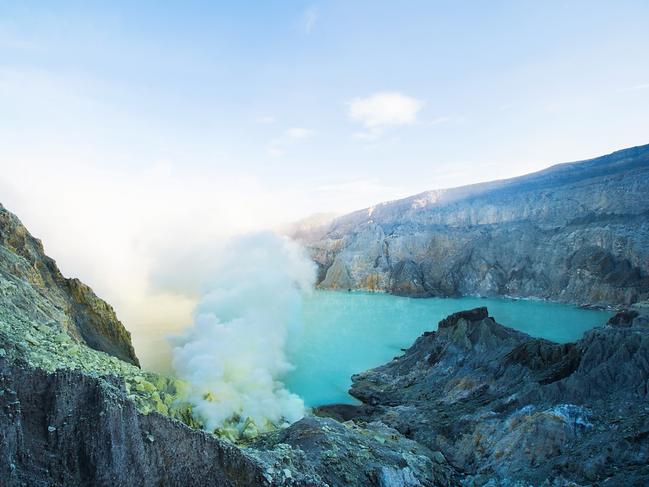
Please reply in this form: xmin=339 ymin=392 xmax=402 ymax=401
xmin=266 ymin=145 xmax=285 ymax=158
xmin=627 ymin=82 xmax=649 ymax=91
xmin=302 ymin=6 xmax=318 ymax=34
xmin=267 ymin=127 xmax=314 ymax=156
xmin=348 ymin=92 xmax=424 ymax=128
xmin=255 ymin=115 xmax=276 ymax=124
xmin=285 ymin=127 xmax=314 ymax=139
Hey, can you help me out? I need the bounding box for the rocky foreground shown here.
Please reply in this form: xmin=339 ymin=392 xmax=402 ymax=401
xmin=292 ymin=144 xmax=649 ymax=306
xmin=320 ymin=307 xmax=649 ymax=485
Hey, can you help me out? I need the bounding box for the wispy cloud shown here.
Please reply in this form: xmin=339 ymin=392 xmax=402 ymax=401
xmin=254 ymin=115 xmax=276 ymax=125
xmin=267 ymin=127 xmax=315 ymax=157
xmin=302 ymin=6 xmax=318 ymax=34
xmin=285 ymin=127 xmax=314 ymax=139
xmin=428 ymin=116 xmax=452 ymax=126
xmin=617 ymin=82 xmax=649 ymax=93
xmin=348 ymin=91 xmax=424 ymax=140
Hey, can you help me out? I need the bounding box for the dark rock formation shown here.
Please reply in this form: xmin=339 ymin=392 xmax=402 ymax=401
xmin=0 ymin=356 xmax=460 ymax=486
xmin=293 ymin=144 xmax=649 ymax=306
xmin=0 ymin=358 xmax=274 ymax=487
xmin=335 ymin=307 xmax=649 ymax=485
xmin=0 ymin=204 xmax=139 ymax=365
xmin=254 ymin=417 xmax=457 ymax=487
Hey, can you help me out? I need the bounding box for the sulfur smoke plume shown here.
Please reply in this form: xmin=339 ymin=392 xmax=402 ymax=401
xmin=169 ymin=232 xmax=315 ymax=437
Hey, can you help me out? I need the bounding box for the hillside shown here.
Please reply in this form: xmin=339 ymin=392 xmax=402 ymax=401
xmin=294 ymin=144 xmax=649 ymax=306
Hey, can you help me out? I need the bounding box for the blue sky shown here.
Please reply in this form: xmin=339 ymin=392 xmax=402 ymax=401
xmin=3 ymin=1 xmax=649 ymax=200
xmin=1 ymin=1 xmax=648 ymax=336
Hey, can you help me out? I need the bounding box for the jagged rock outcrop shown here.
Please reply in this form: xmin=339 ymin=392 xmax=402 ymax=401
xmin=322 ymin=307 xmax=649 ymax=485
xmin=294 ymin=144 xmax=649 ymax=306
xmin=0 ymin=204 xmax=139 ymax=365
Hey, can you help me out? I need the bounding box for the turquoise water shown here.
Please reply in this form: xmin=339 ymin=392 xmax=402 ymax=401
xmin=284 ymin=291 xmax=612 ymax=407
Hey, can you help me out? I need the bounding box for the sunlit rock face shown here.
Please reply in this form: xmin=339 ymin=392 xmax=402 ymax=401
xmin=0 ymin=204 xmax=139 ymax=365
xmin=295 ymin=144 xmax=649 ymax=306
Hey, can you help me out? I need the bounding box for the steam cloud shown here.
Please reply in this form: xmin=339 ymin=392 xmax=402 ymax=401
xmin=169 ymin=232 xmax=315 ymax=436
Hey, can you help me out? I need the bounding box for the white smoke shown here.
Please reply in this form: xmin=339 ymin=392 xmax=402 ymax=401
xmin=169 ymin=232 xmax=315 ymax=437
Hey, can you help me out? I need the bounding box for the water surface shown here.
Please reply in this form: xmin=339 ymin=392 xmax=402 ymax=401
xmin=285 ymin=291 xmax=612 ymax=406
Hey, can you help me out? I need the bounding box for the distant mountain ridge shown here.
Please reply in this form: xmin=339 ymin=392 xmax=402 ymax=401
xmin=293 ymin=144 xmax=649 ymax=306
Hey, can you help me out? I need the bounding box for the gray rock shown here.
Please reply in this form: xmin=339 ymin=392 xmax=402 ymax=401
xmin=0 ymin=204 xmax=139 ymax=365
xmin=337 ymin=307 xmax=649 ymax=485
xmin=0 ymin=358 xmax=281 ymax=487
xmin=293 ymin=144 xmax=649 ymax=306
xmin=0 ymin=355 xmax=461 ymax=486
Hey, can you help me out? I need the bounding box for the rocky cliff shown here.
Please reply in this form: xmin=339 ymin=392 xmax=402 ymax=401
xmin=0 ymin=204 xmax=139 ymax=365
xmin=295 ymin=144 xmax=649 ymax=306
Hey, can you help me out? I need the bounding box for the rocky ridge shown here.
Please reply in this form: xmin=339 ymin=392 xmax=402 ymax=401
xmin=294 ymin=144 xmax=649 ymax=306
xmin=0 ymin=355 xmax=456 ymax=486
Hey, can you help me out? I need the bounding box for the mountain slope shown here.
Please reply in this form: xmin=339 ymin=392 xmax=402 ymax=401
xmin=0 ymin=204 xmax=139 ymax=365
xmin=295 ymin=144 xmax=649 ymax=306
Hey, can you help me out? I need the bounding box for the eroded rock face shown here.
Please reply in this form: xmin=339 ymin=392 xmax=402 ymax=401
xmin=294 ymin=144 xmax=649 ymax=306
xmin=0 ymin=358 xmax=277 ymax=487
xmin=0 ymin=204 xmax=139 ymax=365
xmin=337 ymin=307 xmax=649 ymax=485
xmin=0 ymin=356 xmax=462 ymax=486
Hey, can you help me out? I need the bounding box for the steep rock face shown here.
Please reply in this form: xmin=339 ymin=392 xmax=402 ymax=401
xmin=0 ymin=359 xmax=274 ymax=487
xmin=0 ymin=357 xmax=459 ymax=486
xmin=0 ymin=204 xmax=139 ymax=365
xmin=335 ymin=307 xmax=649 ymax=485
xmin=295 ymin=144 xmax=649 ymax=306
